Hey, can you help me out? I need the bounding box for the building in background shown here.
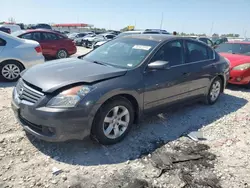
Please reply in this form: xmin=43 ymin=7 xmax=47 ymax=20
xmin=51 ymin=23 xmax=94 ymax=33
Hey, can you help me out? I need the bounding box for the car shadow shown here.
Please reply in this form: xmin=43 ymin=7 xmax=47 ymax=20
xmin=0 ymin=81 xmax=16 ymax=88
xmin=227 ymin=84 xmax=250 ymax=92
xmin=28 ymin=93 xmax=247 ymax=166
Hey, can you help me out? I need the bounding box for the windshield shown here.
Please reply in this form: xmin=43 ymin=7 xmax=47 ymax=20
xmin=215 ymin=43 xmax=250 ymax=56
xmin=11 ymin=30 xmax=26 ymax=37
xmin=83 ymin=37 xmax=158 ymax=69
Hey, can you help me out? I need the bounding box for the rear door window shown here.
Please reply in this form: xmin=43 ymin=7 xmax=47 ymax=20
xmin=0 ymin=38 xmax=6 ymax=46
xmin=20 ymin=33 xmax=33 ymax=40
xmin=185 ymin=40 xmax=210 ymax=63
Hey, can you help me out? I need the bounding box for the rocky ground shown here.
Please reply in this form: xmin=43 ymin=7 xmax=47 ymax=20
xmin=0 ymin=59 xmax=250 ymax=187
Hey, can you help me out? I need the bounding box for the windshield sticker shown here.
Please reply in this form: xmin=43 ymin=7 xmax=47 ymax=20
xmin=127 ymin=64 xmax=133 ymax=67
xmin=132 ymin=45 xmax=151 ymax=51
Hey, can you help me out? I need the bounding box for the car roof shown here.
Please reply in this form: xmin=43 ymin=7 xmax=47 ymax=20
xmin=24 ymin=29 xmax=62 ymax=35
xmin=122 ymin=34 xmax=177 ymax=42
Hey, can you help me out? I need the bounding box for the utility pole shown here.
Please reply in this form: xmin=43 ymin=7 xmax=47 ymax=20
xmin=160 ymin=12 xmax=164 ymax=29
xmin=209 ymin=22 xmax=214 ymax=37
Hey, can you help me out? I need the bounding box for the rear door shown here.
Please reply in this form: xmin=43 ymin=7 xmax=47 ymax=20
xmin=183 ymin=39 xmax=217 ymax=97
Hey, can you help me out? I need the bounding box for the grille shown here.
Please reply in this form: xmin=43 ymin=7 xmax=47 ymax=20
xmin=16 ymin=79 xmax=44 ymax=104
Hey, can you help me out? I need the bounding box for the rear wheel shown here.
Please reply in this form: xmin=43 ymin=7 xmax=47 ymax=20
xmin=205 ymin=77 xmax=222 ymax=105
xmin=0 ymin=61 xmax=24 ymax=82
xmin=56 ymin=49 xmax=68 ymax=59
xmin=91 ymin=97 xmax=134 ymax=145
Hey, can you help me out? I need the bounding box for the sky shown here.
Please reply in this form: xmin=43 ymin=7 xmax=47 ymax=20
xmin=1 ymin=0 xmax=250 ymax=37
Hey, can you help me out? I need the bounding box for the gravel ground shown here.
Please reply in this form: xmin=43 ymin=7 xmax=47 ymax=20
xmin=0 ymin=49 xmax=250 ymax=187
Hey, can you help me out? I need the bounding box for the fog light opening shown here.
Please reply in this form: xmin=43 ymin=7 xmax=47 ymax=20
xmin=236 ymin=77 xmax=242 ymax=82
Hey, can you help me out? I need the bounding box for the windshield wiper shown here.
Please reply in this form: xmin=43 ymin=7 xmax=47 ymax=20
xmin=92 ymin=61 xmax=107 ymax=66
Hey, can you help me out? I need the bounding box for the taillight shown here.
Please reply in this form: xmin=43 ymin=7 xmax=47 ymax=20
xmin=35 ymin=46 xmax=42 ymax=53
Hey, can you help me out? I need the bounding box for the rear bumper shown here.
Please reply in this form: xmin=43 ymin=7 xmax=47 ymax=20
xmin=68 ymin=46 xmax=77 ymax=56
xmin=228 ymin=69 xmax=250 ymax=85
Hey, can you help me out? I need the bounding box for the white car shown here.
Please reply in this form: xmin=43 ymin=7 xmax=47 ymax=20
xmin=0 ymin=24 xmax=21 ymax=33
xmin=0 ymin=31 xmax=44 ymax=81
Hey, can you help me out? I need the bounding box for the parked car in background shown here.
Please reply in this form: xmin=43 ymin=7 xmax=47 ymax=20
xmin=93 ymin=30 xmax=172 ymax=49
xmin=0 ymin=27 xmax=11 ymax=34
xmin=76 ymin=34 xmax=96 ymax=46
xmin=34 ymin=23 xmax=52 ymax=30
xmin=62 ymin=31 xmax=70 ymax=35
xmin=215 ymin=41 xmax=250 ymax=88
xmin=11 ymin=34 xmax=229 ymax=145
xmin=187 ymin=36 xmax=214 ymax=47
xmin=73 ymin=32 xmax=95 ymax=45
xmin=213 ymin=37 xmax=228 ymax=47
xmin=0 ymin=31 xmax=44 ymax=81
xmin=106 ymin=30 xmax=121 ymax=35
xmin=12 ymin=29 xmax=77 ymax=59
xmin=67 ymin=32 xmax=79 ymax=39
xmin=0 ymin=24 xmax=21 ymax=33
xmin=83 ymin=33 xmax=116 ymax=48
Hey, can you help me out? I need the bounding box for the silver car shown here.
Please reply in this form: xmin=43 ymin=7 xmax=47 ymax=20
xmin=0 ymin=31 xmax=44 ymax=81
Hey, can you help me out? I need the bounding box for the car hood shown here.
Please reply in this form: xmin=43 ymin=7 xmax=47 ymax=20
xmin=21 ymin=58 xmax=127 ymax=93
xmin=219 ymin=53 xmax=250 ymax=68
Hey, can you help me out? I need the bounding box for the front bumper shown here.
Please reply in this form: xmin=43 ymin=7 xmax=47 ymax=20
xmin=11 ymin=89 xmax=93 ymax=142
xmin=228 ymin=69 xmax=250 ymax=85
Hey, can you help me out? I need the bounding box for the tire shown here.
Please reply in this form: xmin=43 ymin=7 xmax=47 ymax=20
xmin=81 ymin=40 xmax=85 ymax=47
xmin=56 ymin=49 xmax=68 ymax=59
xmin=205 ymin=77 xmax=222 ymax=105
xmin=0 ymin=61 xmax=24 ymax=82
xmin=91 ymin=97 xmax=134 ymax=145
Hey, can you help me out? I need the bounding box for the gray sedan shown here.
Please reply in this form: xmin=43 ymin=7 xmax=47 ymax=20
xmin=0 ymin=31 xmax=44 ymax=81
xmin=11 ymin=35 xmax=229 ymax=145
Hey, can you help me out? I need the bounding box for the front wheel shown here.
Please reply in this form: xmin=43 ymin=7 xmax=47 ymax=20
xmin=56 ymin=49 xmax=68 ymax=59
xmin=91 ymin=97 xmax=134 ymax=145
xmin=205 ymin=77 xmax=222 ymax=105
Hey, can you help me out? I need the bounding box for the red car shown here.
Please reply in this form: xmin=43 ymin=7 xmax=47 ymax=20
xmin=13 ymin=29 xmax=77 ymax=59
xmin=216 ymin=41 xmax=250 ymax=88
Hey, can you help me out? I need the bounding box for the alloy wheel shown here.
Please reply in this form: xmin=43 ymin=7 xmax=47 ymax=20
xmin=103 ymin=106 xmax=130 ymax=139
xmin=1 ymin=64 xmax=21 ymax=80
xmin=57 ymin=50 xmax=67 ymax=59
xmin=210 ymin=80 xmax=221 ymax=102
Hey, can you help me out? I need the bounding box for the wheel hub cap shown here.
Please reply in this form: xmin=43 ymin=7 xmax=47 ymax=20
xmin=210 ymin=81 xmax=221 ymax=101
xmin=1 ymin=64 xmax=20 ymax=80
xmin=103 ymin=106 xmax=130 ymax=139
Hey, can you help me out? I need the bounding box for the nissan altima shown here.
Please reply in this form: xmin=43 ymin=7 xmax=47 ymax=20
xmin=11 ymin=35 xmax=230 ymax=145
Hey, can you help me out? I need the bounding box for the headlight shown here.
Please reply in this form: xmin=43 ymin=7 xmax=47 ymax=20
xmin=47 ymin=85 xmax=94 ymax=108
xmin=232 ymin=63 xmax=250 ymax=71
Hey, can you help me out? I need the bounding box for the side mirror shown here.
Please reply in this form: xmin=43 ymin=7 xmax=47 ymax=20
xmin=148 ymin=61 xmax=169 ymax=70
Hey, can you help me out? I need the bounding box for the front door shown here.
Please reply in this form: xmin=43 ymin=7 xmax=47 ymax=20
xmin=143 ymin=39 xmax=191 ymax=112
